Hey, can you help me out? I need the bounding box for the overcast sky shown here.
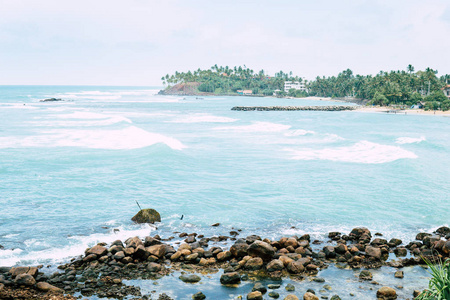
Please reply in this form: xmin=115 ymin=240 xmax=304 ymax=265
xmin=1 ymin=0 xmax=449 ymax=85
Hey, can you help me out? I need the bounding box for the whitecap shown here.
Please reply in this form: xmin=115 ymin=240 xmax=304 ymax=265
xmin=395 ymin=136 xmax=426 ymax=144
xmin=0 ymin=126 xmax=185 ymax=150
xmin=284 ymin=129 xmax=315 ymax=136
xmin=288 ymin=141 xmax=417 ymax=164
xmin=215 ymin=121 xmax=291 ymax=132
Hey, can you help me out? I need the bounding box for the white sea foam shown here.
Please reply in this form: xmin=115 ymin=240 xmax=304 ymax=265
xmin=288 ymin=141 xmax=417 ymax=164
xmin=215 ymin=121 xmax=291 ymax=132
xmin=0 ymin=126 xmax=185 ymax=150
xmin=395 ymin=136 xmax=426 ymax=144
xmin=169 ymin=114 xmax=238 ymax=123
xmin=0 ymin=224 xmax=156 ymax=267
xmin=284 ymin=129 xmax=315 ymax=136
xmin=33 ymin=111 xmax=133 ymax=127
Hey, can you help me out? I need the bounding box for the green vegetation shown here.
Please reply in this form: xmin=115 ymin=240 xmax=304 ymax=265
xmin=416 ymin=258 xmax=450 ymax=300
xmin=161 ymin=65 xmax=450 ymax=109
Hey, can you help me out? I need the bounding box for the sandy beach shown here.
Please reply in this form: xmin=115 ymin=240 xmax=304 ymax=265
xmin=355 ymin=106 xmax=450 ymax=116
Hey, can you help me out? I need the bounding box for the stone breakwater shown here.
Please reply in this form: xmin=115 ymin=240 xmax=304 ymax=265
xmin=231 ymin=106 xmax=357 ymax=111
xmin=1 ymin=226 xmax=449 ymax=300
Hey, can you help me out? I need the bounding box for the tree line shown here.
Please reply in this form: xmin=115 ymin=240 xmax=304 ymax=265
xmin=162 ymin=65 xmax=450 ymax=110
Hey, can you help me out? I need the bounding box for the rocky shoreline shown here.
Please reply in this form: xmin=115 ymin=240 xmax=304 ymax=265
xmin=1 ymin=226 xmax=449 ymax=300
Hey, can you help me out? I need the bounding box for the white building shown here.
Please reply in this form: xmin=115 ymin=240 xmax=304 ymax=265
xmin=284 ymin=80 xmax=307 ymax=93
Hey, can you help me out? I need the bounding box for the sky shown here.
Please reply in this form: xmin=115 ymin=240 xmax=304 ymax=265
xmin=1 ymin=0 xmax=450 ymax=85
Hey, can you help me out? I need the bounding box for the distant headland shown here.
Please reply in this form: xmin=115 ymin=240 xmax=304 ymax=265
xmin=159 ymin=65 xmax=450 ymax=112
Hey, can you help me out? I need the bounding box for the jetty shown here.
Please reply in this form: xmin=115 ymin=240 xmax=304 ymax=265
xmin=231 ymin=106 xmax=357 ymax=111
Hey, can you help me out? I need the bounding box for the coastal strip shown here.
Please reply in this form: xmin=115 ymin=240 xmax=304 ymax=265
xmin=231 ymin=106 xmax=357 ymax=111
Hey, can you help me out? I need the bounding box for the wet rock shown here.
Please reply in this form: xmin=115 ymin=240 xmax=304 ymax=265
xmin=394 ymin=271 xmax=403 ymax=278
xmin=286 ymin=261 xmax=304 ymax=274
xmin=365 ymin=246 xmax=382 ymax=260
xmin=245 ymin=257 xmax=264 ymax=270
xmin=247 ymin=291 xmax=263 ymax=300
xmin=435 ymin=226 xmax=450 ymax=237
xmin=179 ymin=274 xmax=201 ymax=283
xmin=330 ymin=296 xmax=341 ymax=300
xmin=220 ymin=272 xmax=241 ymax=285
xmin=14 ymin=273 xmax=36 ymax=286
xmin=217 ymin=250 xmax=232 ymax=261
xmin=267 ymin=259 xmax=284 ymax=272
xmin=246 ymin=235 xmax=262 ymax=244
xmin=359 ymin=270 xmax=373 ymax=280
xmin=230 ymin=242 xmax=249 ymax=258
xmin=323 ymin=246 xmax=336 ymax=258
xmin=252 ymin=282 xmax=267 ymax=294
xmin=192 ymin=291 xmax=206 ymax=300
xmin=303 ymin=292 xmax=319 ymax=300
xmin=185 ymin=236 xmax=196 ymax=243
xmin=442 ymin=240 xmax=450 ymax=255
xmin=248 ymin=240 xmax=276 ymax=260
xmin=416 ymin=233 xmax=431 ymax=241
xmin=313 ymin=277 xmax=325 ymax=282
xmin=285 ymin=283 xmax=295 ymax=291
xmin=268 ymin=284 xmax=281 ymax=289
xmin=388 ymin=238 xmax=402 ymax=247
xmin=394 ymin=247 xmax=407 ymax=257
xmin=125 ymin=237 xmax=144 ymax=248
xmin=144 ymin=236 xmax=161 ymax=247
xmin=147 ymin=262 xmax=162 ymax=272
xmin=268 ymin=291 xmax=280 ymax=298
xmin=147 ymin=244 xmax=166 ymax=258
xmin=131 ymin=208 xmax=161 ymax=224
xmin=284 ymin=295 xmax=299 ymax=300
xmin=36 ymin=281 xmax=64 ymax=293
xmin=376 ymin=286 xmax=397 ymax=300
xmin=349 ymin=227 xmax=371 ymax=241
xmin=423 ymin=235 xmax=441 ymax=248
xmin=211 ymin=223 xmax=220 ymax=227
xmin=113 ymin=251 xmax=125 ymax=261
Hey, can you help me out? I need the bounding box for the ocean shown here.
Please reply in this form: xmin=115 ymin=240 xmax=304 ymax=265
xmin=0 ymin=86 xmax=449 ymax=298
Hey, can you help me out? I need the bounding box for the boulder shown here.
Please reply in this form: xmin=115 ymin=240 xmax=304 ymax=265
xmin=284 ymin=295 xmax=299 ymax=300
xmin=268 ymin=291 xmax=280 ymax=298
xmin=285 ymin=283 xmax=295 ymax=291
xmin=147 ymin=262 xmax=162 ymax=272
xmin=179 ymin=274 xmax=201 ymax=283
xmin=131 ymin=208 xmax=161 ymax=224
xmin=323 ymin=246 xmax=336 ymax=258
xmin=230 ymin=242 xmax=249 ymax=258
xmin=36 ymin=282 xmax=63 ymax=293
xmin=435 ymin=226 xmax=450 ymax=237
xmin=252 ymin=282 xmax=267 ymax=294
xmin=125 ymin=236 xmax=144 ymax=248
xmin=193 ymin=291 xmax=206 ymax=300
xmin=267 ymin=259 xmax=284 ymax=272
xmin=303 ymin=292 xmax=319 ymax=300
xmin=248 ymin=240 xmax=275 ymax=260
xmin=286 ymin=261 xmax=304 ymax=274
xmin=394 ymin=271 xmax=403 ymax=278
xmin=245 ymin=257 xmax=264 ymax=270
xmin=365 ymin=246 xmax=382 ymax=260
xmin=14 ymin=273 xmax=36 ymax=286
xmin=359 ymin=270 xmax=373 ymax=280
xmin=376 ymin=286 xmax=397 ymax=299
xmin=147 ymin=244 xmax=166 ymax=258
xmin=87 ymin=245 xmax=108 ymax=256
xmin=220 ymin=272 xmax=241 ymax=285
xmin=247 ymin=291 xmax=263 ymax=300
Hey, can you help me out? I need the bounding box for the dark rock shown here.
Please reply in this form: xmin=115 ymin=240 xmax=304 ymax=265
xmin=211 ymin=223 xmax=220 ymax=227
xmin=416 ymin=233 xmax=431 ymax=241
xmin=268 ymin=284 xmax=281 ymax=289
xmin=179 ymin=274 xmax=201 ymax=283
xmin=246 ymin=235 xmax=262 ymax=244
xmin=389 ymin=238 xmax=402 ymax=247
xmin=313 ymin=277 xmax=325 ymax=282
xmin=394 ymin=271 xmax=403 ymax=278
xmin=394 ymin=247 xmax=407 ymax=257
xmin=193 ymin=291 xmax=206 ymax=300
xmin=359 ymin=270 xmax=373 ymax=280
xmin=248 ymin=240 xmax=275 ymax=260
xmin=230 ymin=242 xmax=249 ymax=258
xmin=365 ymin=246 xmax=382 ymax=260
xmin=131 ymin=208 xmax=161 ymax=224
xmin=268 ymin=291 xmax=280 ymax=298
xmin=330 ymin=296 xmax=342 ymax=300
xmin=267 ymin=259 xmax=284 ymax=272
xmin=323 ymin=246 xmax=336 ymax=258
xmin=220 ymin=272 xmax=241 ymax=285
xmin=435 ymin=226 xmax=450 ymax=237
xmin=252 ymin=282 xmax=267 ymax=294
xmin=144 ymin=236 xmax=161 ymax=247
xmin=285 ymin=283 xmax=295 ymax=291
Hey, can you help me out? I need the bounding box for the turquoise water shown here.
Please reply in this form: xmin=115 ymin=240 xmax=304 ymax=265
xmin=0 ymin=86 xmax=449 ymax=269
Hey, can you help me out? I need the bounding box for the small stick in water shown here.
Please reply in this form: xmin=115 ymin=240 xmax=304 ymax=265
xmin=135 ymin=200 xmax=142 ymax=211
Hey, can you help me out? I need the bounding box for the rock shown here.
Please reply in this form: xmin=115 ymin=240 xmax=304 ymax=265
xmin=192 ymin=291 xmax=206 ymax=300
xmin=284 ymin=295 xmax=299 ymax=300
xmin=220 ymin=272 xmax=241 ymax=285
xmin=442 ymin=240 xmax=450 ymax=255
xmin=359 ymin=270 xmax=373 ymax=280
xmin=365 ymin=246 xmax=382 ymax=260
xmin=134 ymin=245 xmax=150 ymax=260
xmin=87 ymin=244 xmax=108 ymax=256
xmin=9 ymin=267 xmax=34 ymax=278
xmin=313 ymin=277 xmax=325 ymax=282
xmin=217 ymin=251 xmax=232 ymax=261
xmin=247 ymin=291 xmax=263 ymax=300
xmin=179 ymin=274 xmax=201 ymax=283
xmin=394 ymin=271 xmax=403 ymax=278
xmin=349 ymin=227 xmax=371 ymax=240
xmin=285 ymin=283 xmax=295 ymax=291
xmin=413 ymin=290 xmax=421 ymax=298
xmin=435 ymin=226 xmax=450 ymax=236
xmin=248 ymin=240 xmax=276 ymax=260
xmin=303 ymin=292 xmax=319 ymax=300
xmin=211 ymin=223 xmax=220 ymax=227
xmin=131 ymin=208 xmax=161 ymax=224
xmin=267 ymin=259 xmax=284 ymax=272
xmin=416 ymin=233 xmax=431 ymax=241
xmin=230 ymin=242 xmax=249 ymax=258
xmin=144 ymin=236 xmax=161 ymax=247
xmin=389 ymin=238 xmax=402 ymax=247
xmin=113 ymin=251 xmax=126 ymax=261
xmin=376 ymin=286 xmax=397 ymax=299
xmin=252 ymin=282 xmax=267 ymax=294
xmin=14 ymin=273 xmax=36 ymax=286
xmin=394 ymin=247 xmax=407 ymax=257
xmin=268 ymin=284 xmax=281 ymax=289
xmin=268 ymin=291 xmax=280 ymax=298
xmin=147 ymin=262 xmax=162 ymax=272
xmin=246 ymin=235 xmax=262 ymax=244
xmin=186 ymin=253 xmax=199 ymax=262
xmin=286 ymin=261 xmax=304 ymax=274
xmin=245 ymin=257 xmax=264 ymax=270
xmin=330 ymin=296 xmax=341 ymax=300
xmin=147 ymin=244 xmax=166 ymax=258
xmin=36 ymin=282 xmax=64 ymax=293
xmin=323 ymin=246 xmax=336 ymax=258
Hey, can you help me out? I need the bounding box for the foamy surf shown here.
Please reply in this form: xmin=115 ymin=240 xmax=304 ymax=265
xmin=395 ymin=136 xmax=426 ymax=144
xmin=0 ymin=126 xmax=185 ymax=150
xmin=288 ymin=141 xmax=418 ymax=163
xmin=0 ymin=224 xmax=156 ymax=267
xmin=215 ymin=121 xmax=291 ymax=132
xmin=169 ymin=113 xmax=238 ymax=123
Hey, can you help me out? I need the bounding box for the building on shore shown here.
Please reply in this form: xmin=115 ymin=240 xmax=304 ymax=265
xmin=443 ymin=85 xmax=450 ymax=98
xmin=284 ymin=80 xmax=307 ymax=93
xmin=237 ymin=90 xmax=253 ymax=96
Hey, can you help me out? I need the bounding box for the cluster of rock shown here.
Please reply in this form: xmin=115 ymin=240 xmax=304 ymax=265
xmin=39 ymin=98 xmax=63 ymax=102
xmin=231 ymin=106 xmax=356 ymax=111
xmin=2 ymin=226 xmax=449 ymax=299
